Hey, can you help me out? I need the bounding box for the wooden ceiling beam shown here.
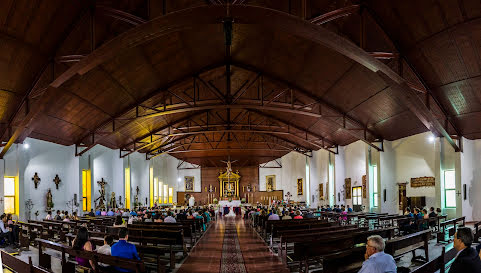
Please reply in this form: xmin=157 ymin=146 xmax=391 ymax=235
xmin=119 ymin=111 xmax=207 ymax=158
xmin=364 ymin=7 xmax=462 ymax=152
xmin=232 ymin=62 xmax=384 ymax=151
xmin=96 ymin=5 xmax=147 ymax=26
xmin=75 ymin=63 xmax=224 ymax=156
xmin=309 ymin=5 xmax=360 ymax=25
xmin=0 ymin=3 xmax=93 ymax=158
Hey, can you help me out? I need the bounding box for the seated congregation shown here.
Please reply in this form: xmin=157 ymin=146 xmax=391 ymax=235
xmin=246 ymin=204 xmax=481 ymax=273
xmin=1 ymin=207 xmax=213 ymax=273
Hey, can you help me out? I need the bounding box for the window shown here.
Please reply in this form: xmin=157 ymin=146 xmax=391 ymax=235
xmin=444 ymin=170 xmax=456 ymax=208
xmin=82 ymin=170 xmax=91 ymax=211
xmin=169 ymin=187 xmax=173 ymax=204
xmin=352 ymin=186 xmax=362 ymax=206
xmin=125 ymin=168 xmax=131 ymax=209
xmin=154 ymin=178 xmax=158 ymax=204
xmin=163 ymin=184 xmax=168 ymax=204
xmin=328 ymin=161 xmax=334 ymax=206
xmin=4 ymin=177 xmax=17 ymax=215
xmin=372 ymin=165 xmax=378 ymax=207
xmin=159 ymin=181 xmax=163 ymax=204
xmin=149 ymin=167 xmax=154 ymax=207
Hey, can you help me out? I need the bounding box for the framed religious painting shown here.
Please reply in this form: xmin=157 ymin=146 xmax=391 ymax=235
xmin=185 ymin=176 xmax=194 ymax=191
xmin=297 ymin=178 xmax=303 ymax=195
xmin=266 ymin=175 xmax=276 ymax=192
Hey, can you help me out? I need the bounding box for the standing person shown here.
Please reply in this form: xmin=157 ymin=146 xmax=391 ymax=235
xmin=111 ymin=228 xmax=140 ymax=272
xmin=449 ymin=227 xmax=481 ymax=272
xmin=358 ymin=235 xmax=396 ymax=273
xmin=72 ymin=227 xmax=95 ymax=270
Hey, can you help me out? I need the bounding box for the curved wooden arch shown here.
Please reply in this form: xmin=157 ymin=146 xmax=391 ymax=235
xmin=53 ymin=4 xmax=401 ymax=90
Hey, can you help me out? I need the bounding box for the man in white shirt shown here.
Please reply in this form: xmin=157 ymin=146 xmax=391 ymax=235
xmin=164 ymin=212 xmax=177 ymax=223
xmin=97 ymin=235 xmax=113 ymax=268
xmin=358 ymin=235 xmax=396 ymax=273
xmin=268 ymin=210 xmax=280 ymax=220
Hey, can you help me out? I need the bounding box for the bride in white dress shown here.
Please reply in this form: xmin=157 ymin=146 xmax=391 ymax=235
xmin=225 ymin=206 xmax=237 ymax=217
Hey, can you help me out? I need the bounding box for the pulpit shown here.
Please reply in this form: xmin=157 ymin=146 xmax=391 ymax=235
xmin=219 ymin=170 xmax=241 ymax=198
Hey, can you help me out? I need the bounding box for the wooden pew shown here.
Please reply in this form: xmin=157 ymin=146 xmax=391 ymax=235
xmin=279 ymin=227 xmax=395 ymax=263
xmin=411 ymin=246 xmax=446 ymax=273
xmin=474 ymin=220 xmax=481 ymax=242
xmin=385 ymin=230 xmax=430 ymax=262
xmin=36 ymin=238 xmax=151 ymax=273
xmin=437 ymin=217 xmax=465 ymax=243
xmin=1 ymin=250 xmax=50 ymax=273
xmin=65 ymin=234 xmax=173 ymax=271
xmin=18 ymin=221 xmax=43 ymax=248
xmin=292 ymin=235 xmax=354 ymax=273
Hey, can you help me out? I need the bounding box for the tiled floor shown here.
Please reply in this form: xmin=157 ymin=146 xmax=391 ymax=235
xmin=177 ymin=217 xmax=289 ymax=273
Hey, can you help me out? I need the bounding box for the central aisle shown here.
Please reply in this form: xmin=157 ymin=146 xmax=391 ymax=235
xmin=177 ymin=217 xmax=289 ymax=273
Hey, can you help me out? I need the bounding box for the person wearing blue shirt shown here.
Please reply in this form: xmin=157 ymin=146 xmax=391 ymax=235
xmin=95 ymin=210 xmax=101 ymax=216
xmin=111 ymin=228 xmax=140 ymax=272
xmin=358 ymin=235 xmax=396 ymax=273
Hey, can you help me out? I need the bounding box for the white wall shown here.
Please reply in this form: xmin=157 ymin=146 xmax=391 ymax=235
xmin=342 ymin=142 xmax=366 ymax=208
xmin=152 ymin=154 xmax=201 ymax=203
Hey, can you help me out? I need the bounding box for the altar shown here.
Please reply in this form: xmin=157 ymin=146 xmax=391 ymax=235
xmin=218 ymin=200 xmax=241 ymax=208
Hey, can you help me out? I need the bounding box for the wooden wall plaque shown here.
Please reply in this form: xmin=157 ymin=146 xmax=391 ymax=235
xmin=410 ymin=176 xmax=435 ymax=187
xmin=345 ymin=178 xmax=351 ymax=199
xmin=362 ymin=175 xmax=367 ymax=198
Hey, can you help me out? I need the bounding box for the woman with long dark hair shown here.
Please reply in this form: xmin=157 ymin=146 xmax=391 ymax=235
xmin=113 ymin=215 xmax=126 ymax=227
xmin=72 ymin=227 xmax=95 ymax=269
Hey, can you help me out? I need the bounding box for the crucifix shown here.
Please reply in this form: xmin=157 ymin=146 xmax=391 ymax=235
xmin=32 ymin=172 xmax=41 ymax=189
xmin=53 ymin=174 xmax=61 ymax=190
xmin=285 ymin=192 xmax=292 ymax=203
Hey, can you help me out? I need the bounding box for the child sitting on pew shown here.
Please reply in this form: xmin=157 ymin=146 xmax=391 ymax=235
xmin=97 ymin=235 xmax=114 ymax=269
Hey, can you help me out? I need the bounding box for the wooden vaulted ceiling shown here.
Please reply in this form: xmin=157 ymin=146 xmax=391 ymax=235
xmin=0 ymin=0 xmax=478 ymax=167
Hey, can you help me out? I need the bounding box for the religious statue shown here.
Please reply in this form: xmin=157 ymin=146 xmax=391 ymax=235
xmin=95 ymin=178 xmax=107 ymax=210
xmin=134 ymin=186 xmax=139 ymax=206
xmin=46 ymin=189 xmax=54 ymax=211
xmin=109 ymin=192 xmax=117 ymax=209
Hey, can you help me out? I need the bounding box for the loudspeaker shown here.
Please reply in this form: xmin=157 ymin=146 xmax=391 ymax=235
xmin=383 ymin=189 xmax=387 ymax=202
xmin=463 ymin=184 xmax=467 ymax=200
xmin=338 ymin=192 xmax=340 ymax=202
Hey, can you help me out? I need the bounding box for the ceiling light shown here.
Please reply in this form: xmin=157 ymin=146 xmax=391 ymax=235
xmin=177 ymin=177 xmax=181 ymax=182
xmin=23 ymin=143 xmax=29 ymax=149
xmin=428 ymin=135 xmax=435 ymax=143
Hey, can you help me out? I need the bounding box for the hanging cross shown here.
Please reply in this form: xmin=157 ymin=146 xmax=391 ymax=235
xmin=53 ymin=174 xmax=61 ymax=190
xmin=32 ymin=173 xmax=41 ymax=189
xmin=456 ymin=191 xmax=462 ymax=196
xmin=0 ymin=197 xmax=4 ymax=204
xmin=285 ymin=192 xmax=292 ymax=202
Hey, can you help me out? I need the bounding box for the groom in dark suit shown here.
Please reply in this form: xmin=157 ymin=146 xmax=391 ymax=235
xmin=449 ymin=227 xmax=481 ymax=273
